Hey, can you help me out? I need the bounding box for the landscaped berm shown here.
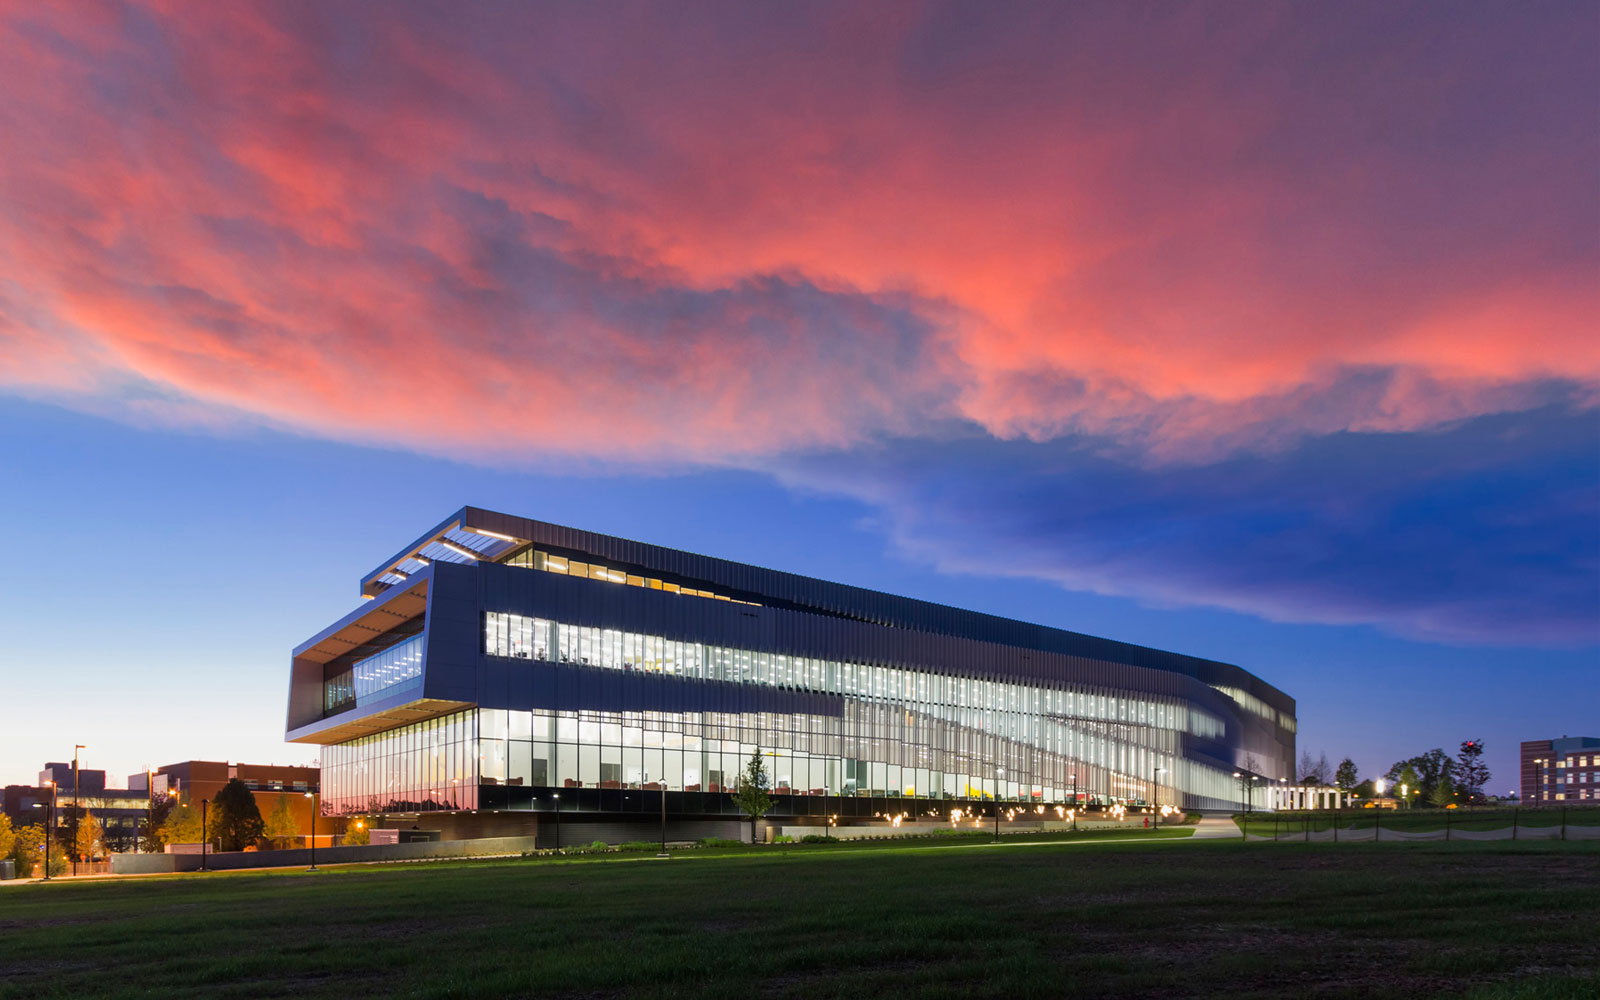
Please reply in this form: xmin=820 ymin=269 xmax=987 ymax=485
xmin=1 ymin=835 xmax=1596 ymax=999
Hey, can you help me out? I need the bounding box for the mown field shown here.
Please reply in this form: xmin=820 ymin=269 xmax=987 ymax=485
xmin=1235 ymin=807 xmax=1599 ymax=839
xmin=1 ymin=834 xmax=1596 ymax=999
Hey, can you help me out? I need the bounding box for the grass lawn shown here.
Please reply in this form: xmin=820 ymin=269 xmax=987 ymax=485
xmin=1235 ymin=808 xmax=1594 ymax=839
xmin=1 ymin=835 xmax=1596 ymax=999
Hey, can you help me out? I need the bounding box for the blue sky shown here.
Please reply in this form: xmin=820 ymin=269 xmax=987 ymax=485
xmin=2 ymin=397 xmax=1591 ymax=791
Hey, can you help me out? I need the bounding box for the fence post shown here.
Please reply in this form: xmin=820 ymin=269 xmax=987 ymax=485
xmin=1334 ymin=809 xmax=1338 ymax=844
xmin=1561 ymin=807 xmax=1566 ymax=841
xmin=1445 ymin=809 xmax=1451 ymax=842
xmin=1375 ymin=808 xmax=1381 ymax=842
xmin=1512 ymin=807 xmax=1518 ymax=841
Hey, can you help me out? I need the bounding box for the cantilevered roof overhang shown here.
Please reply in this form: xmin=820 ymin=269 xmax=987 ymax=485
xmin=359 ymin=507 xmax=525 ymax=598
xmin=298 ymin=577 xmax=431 ymax=663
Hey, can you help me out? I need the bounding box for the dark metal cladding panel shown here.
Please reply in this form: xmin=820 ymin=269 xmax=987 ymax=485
xmin=454 ymin=506 xmax=1293 ymax=719
xmin=472 ymin=562 xmax=1255 ymax=729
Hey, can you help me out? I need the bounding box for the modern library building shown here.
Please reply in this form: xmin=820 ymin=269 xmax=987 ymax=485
xmin=287 ymin=506 xmax=1296 ymax=840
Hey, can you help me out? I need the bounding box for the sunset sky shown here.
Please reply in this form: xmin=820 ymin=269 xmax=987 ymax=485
xmin=1 ymin=1 xmax=1595 ymax=789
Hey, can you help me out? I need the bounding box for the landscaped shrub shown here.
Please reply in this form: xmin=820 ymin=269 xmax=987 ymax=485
xmin=772 ymin=834 xmax=794 ymax=844
xmin=799 ymin=834 xmax=838 ymax=843
xmin=617 ymin=841 xmax=660 ymax=851
xmin=696 ymin=836 xmax=743 ymax=848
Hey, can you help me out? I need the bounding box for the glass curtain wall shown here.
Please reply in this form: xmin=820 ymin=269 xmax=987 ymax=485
xmin=322 ymin=709 xmax=477 ymax=815
xmin=484 ymin=612 xmax=1249 ymax=809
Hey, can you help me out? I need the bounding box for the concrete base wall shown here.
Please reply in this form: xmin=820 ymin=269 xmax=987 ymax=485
xmin=111 ymin=835 xmax=543 ymax=874
xmin=780 ymin=818 xmax=1148 ymax=840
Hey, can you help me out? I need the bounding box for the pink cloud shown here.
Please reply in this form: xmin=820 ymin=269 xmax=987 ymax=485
xmin=0 ymin=1 xmax=1594 ymax=466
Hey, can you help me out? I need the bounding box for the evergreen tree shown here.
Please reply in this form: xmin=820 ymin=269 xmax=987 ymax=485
xmin=1334 ymin=758 xmax=1359 ymax=792
xmin=209 ymin=778 xmax=266 ymax=851
xmin=733 ymin=746 xmax=773 ymax=843
xmin=1455 ymin=740 xmax=1491 ymax=801
xmin=263 ymin=795 xmax=300 ymax=849
xmin=1430 ymin=775 xmax=1457 ymax=808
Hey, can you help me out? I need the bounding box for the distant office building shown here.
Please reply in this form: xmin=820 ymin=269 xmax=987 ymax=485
xmin=38 ymin=763 xmax=106 ymax=795
xmin=1521 ymin=737 xmax=1600 ymax=804
xmin=286 ymin=507 xmax=1296 ymax=842
xmin=9 ymin=768 xmax=154 ymax=852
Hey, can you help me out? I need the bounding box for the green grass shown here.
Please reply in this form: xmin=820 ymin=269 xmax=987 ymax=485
xmin=1235 ymin=807 xmax=1597 ymax=839
xmin=1 ymin=836 xmax=1595 ymax=999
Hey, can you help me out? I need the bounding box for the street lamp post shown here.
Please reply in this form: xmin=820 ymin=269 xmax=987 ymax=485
xmin=200 ymin=799 xmax=208 ymax=872
xmin=647 ymin=772 xmax=668 ymax=858
xmin=71 ymin=745 xmax=84 ymax=877
xmin=1151 ymin=767 xmax=1166 ymax=829
xmin=994 ymin=767 xmax=1005 ymax=843
xmin=553 ymin=793 xmax=561 ymax=851
xmin=303 ymin=791 xmax=318 ymax=872
xmin=1069 ymin=773 xmax=1077 ymax=831
xmin=38 ymin=781 xmax=57 ymax=880
xmin=146 ymin=770 xmax=155 ymax=853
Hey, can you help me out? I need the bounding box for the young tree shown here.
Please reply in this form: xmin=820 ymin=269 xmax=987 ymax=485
xmin=0 ymin=814 xmax=13 ymax=863
xmin=262 ymin=795 xmax=300 ymax=849
xmin=1430 ymin=775 xmax=1457 ymax=808
xmin=209 ymin=778 xmax=266 ymax=851
xmin=11 ymin=823 xmax=45 ymax=877
xmin=75 ymin=810 xmax=104 ymax=862
xmin=142 ymin=793 xmax=174 ymax=853
xmin=1455 ymin=740 xmax=1491 ymax=801
xmin=733 ymin=746 xmax=773 ymax=844
xmin=159 ymin=803 xmax=203 ymax=846
xmin=1334 ymin=758 xmax=1359 ymax=792
xmin=342 ymin=815 xmax=373 ymax=846
xmin=1395 ymin=764 xmax=1422 ymax=807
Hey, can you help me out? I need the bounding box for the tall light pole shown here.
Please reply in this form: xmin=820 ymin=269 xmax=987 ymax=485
xmin=71 ymin=745 xmax=85 ymax=876
xmin=39 ymin=781 xmax=56 ymax=880
xmin=1151 ymin=766 xmax=1166 ymax=829
xmin=200 ymin=799 xmax=208 ymax=872
xmin=304 ymin=791 xmax=318 ymax=872
xmin=1069 ymin=773 xmax=1077 ymax=831
xmin=553 ymin=792 xmax=561 ymax=850
xmin=146 ymin=770 xmax=155 ymax=854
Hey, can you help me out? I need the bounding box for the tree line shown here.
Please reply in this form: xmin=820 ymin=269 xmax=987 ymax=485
xmin=1296 ymin=739 xmax=1492 ymax=807
xmin=3 ymin=778 xmax=374 ymax=874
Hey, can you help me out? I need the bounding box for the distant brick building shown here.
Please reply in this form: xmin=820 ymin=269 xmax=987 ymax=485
xmin=1520 ymin=737 xmax=1600 ymax=804
xmin=156 ymin=761 xmax=323 ymax=842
